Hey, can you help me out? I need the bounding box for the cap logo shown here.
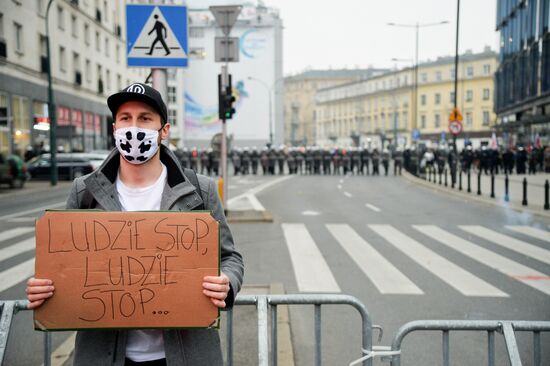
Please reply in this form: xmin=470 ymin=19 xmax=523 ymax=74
xmin=126 ymin=83 xmax=145 ymax=94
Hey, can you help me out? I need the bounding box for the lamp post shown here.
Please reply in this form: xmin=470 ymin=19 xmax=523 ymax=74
xmin=46 ymin=0 xmax=58 ymax=186
xmin=247 ymin=76 xmax=274 ymax=147
xmin=387 ymin=21 xmax=449 ymax=138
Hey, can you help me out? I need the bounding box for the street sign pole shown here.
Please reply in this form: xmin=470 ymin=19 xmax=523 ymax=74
xmin=210 ymin=5 xmax=242 ymax=211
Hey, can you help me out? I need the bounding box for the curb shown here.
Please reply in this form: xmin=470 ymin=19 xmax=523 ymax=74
xmin=401 ymin=170 xmax=550 ymax=219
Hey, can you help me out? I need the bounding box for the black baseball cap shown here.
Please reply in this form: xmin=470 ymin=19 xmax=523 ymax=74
xmin=107 ymin=83 xmax=168 ymax=125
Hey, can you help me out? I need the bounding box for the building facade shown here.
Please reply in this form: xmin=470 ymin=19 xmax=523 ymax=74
xmin=495 ymin=0 xmax=550 ymax=146
xmin=315 ymin=49 xmax=498 ymax=149
xmin=283 ymin=69 xmax=387 ymax=146
xmin=183 ymin=0 xmax=283 ymax=149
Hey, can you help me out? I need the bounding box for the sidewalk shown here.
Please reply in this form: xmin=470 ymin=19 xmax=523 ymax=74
xmin=404 ymin=169 xmax=550 ymax=219
xmin=0 ymin=180 xmax=73 ymax=197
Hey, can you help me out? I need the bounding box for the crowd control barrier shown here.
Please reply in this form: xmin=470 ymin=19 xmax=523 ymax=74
xmin=2 ymin=297 xmax=549 ymax=366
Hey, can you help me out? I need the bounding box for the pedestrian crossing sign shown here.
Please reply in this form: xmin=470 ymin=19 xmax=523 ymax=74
xmin=126 ymin=5 xmax=188 ymax=68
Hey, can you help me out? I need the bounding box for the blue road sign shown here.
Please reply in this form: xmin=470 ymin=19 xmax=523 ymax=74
xmin=412 ymin=128 xmax=421 ymax=141
xmin=126 ymin=5 xmax=188 ymax=68
xmin=440 ymin=131 xmax=446 ymax=141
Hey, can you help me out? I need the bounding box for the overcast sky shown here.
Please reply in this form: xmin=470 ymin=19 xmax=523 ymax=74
xmin=261 ymin=0 xmax=498 ymax=75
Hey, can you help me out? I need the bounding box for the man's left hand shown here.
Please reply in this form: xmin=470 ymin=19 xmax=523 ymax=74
xmin=203 ymin=272 xmax=231 ymax=308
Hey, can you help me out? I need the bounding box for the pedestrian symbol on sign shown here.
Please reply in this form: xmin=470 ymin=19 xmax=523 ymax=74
xmin=146 ymin=15 xmax=170 ymax=56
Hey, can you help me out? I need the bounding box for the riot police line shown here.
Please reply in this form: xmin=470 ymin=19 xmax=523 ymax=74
xmin=173 ymin=146 xmax=406 ymax=176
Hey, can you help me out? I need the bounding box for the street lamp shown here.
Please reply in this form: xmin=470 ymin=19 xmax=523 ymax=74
xmin=387 ymin=21 xmax=449 ymax=136
xmin=247 ymin=76 xmax=274 ymax=146
xmin=46 ymin=0 xmax=58 ymax=186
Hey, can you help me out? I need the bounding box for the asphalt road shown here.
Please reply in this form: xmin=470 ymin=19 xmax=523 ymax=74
xmin=1 ymin=173 xmax=549 ymax=365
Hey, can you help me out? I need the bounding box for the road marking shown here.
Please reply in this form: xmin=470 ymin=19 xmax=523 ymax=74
xmin=0 ymin=202 xmax=65 ymax=221
xmin=0 ymin=227 xmax=34 ymax=242
xmin=339 ymin=179 xmax=344 ymax=184
xmin=365 ymin=203 xmax=381 ymax=212
xmin=228 ymin=175 xmax=293 ymax=205
xmin=6 ymin=217 xmax=37 ymax=223
xmin=0 ymin=237 xmax=35 ymax=262
xmin=0 ymin=258 xmax=35 ymax=293
xmin=246 ymin=194 xmax=265 ymax=211
xmin=302 ymin=211 xmax=321 ymax=216
xmin=282 ymin=223 xmax=340 ymax=293
xmin=344 ymin=192 xmax=352 ymax=198
xmin=505 ymin=226 xmax=550 ymax=243
xmin=337 ymin=185 xmax=342 ymax=190
xmin=415 ymin=225 xmax=550 ymax=296
xmin=460 ymin=226 xmax=550 ymax=265
xmin=327 ymin=224 xmax=423 ymax=295
xmin=369 ymin=225 xmax=508 ymax=297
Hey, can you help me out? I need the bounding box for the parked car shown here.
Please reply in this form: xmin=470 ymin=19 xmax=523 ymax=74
xmin=27 ymin=153 xmax=95 ymax=180
xmin=86 ymin=150 xmax=111 ymax=169
xmin=0 ymin=153 xmax=27 ymax=188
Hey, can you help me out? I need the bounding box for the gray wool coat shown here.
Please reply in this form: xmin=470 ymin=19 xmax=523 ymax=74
xmin=64 ymin=145 xmax=244 ymax=366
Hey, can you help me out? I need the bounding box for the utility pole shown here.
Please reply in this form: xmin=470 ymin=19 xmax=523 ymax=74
xmin=46 ymin=0 xmax=58 ymax=186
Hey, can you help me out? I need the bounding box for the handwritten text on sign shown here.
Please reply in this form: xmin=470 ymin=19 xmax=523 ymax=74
xmin=34 ymin=211 xmax=219 ymax=330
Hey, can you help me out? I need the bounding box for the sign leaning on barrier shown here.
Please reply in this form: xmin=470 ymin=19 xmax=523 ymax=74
xmin=34 ymin=211 xmax=220 ymax=330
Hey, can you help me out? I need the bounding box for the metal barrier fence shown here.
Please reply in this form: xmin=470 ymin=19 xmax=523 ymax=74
xmin=2 ymin=297 xmax=549 ymax=366
xmin=227 ymin=294 xmax=375 ymax=366
xmin=389 ymin=320 xmax=550 ymax=366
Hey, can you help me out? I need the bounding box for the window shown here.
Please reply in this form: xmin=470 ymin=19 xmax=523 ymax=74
xmin=436 ymin=71 xmax=442 ymax=81
xmin=168 ymin=108 xmax=177 ymax=126
xmin=0 ymin=13 xmax=4 ymax=40
xmin=434 ymin=113 xmax=441 ymax=128
xmin=13 ymin=22 xmax=23 ymax=53
xmin=421 ymin=73 xmax=427 ymax=82
xmin=59 ymin=46 xmax=66 ymax=71
xmin=57 ymin=6 xmax=64 ymax=30
xmin=11 ymin=95 xmax=30 ymax=149
xmin=103 ymin=1 xmax=108 ymax=22
xmin=73 ymin=52 xmax=80 ymax=72
xmin=106 ymin=69 xmax=110 ymax=92
xmin=482 ymin=111 xmax=490 ymax=126
xmin=483 ymin=64 xmax=491 ymax=75
xmin=466 ymin=90 xmax=473 ymax=102
xmin=435 ymin=93 xmax=441 ymax=105
xmin=36 ymin=0 xmax=44 ymax=16
xmin=402 ymin=111 xmax=408 ymax=128
xmin=420 ymin=94 xmax=426 ymax=105
xmin=483 ymin=88 xmax=490 ymax=100
xmin=189 ymin=27 xmax=204 ymax=38
xmin=466 ymin=66 xmax=474 ymax=77
xmin=450 ymin=68 xmax=455 ymax=80
xmin=85 ymin=59 xmax=91 ymax=82
xmin=117 ymin=74 xmax=121 ymax=90
xmin=84 ymin=23 xmax=89 ymax=45
xmin=104 ymin=37 xmax=109 ymax=57
xmin=466 ymin=112 xmax=472 ymax=127
xmin=71 ymin=15 xmax=77 ymax=37
xmin=450 ymin=91 xmax=455 ymax=104
xmin=168 ymin=86 xmax=176 ymax=104
xmin=116 ymin=44 xmax=120 ymax=62
xmin=420 ymin=114 xmax=426 ymax=128
xmin=95 ymin=31 xmax=100 ymax=52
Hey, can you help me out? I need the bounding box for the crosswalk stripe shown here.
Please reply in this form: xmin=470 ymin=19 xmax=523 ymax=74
xmin=369 ymin=225 xmax=508 ymax=297
xmin=460 ymin=226 xmax=550 ymax=265
xmin=0 ymin=237 xmax=35 ymax=262
xmin=365 ymin=203 xmax=381 ymax=213
xmin=327 ymin=224 xmax=423 ymax=294
xmin=415 ymin=226 xmax=550 ymax=296
xmin=282 ymin=223 xmax=340 ymax=293
xmin=0 ymin=258 xmax=35 ymax=293
xmin=0 ymin=227 xmax=34 ymax=242
xmin=505 ymin=226 xmax=550 ymax=243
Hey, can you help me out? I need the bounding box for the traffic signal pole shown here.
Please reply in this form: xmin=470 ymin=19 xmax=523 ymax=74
xmin=221 ymin=65 xmax=228 ymax=210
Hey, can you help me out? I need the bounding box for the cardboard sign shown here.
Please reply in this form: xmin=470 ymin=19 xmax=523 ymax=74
xmin=34 ymin=211 xmax=220 ymax=331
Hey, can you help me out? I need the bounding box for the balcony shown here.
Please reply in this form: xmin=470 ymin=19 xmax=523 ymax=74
xmin=95 ymin=9 xmax=102 ymax=23
xmin=75 ymin=71 xmax=82 ymax=86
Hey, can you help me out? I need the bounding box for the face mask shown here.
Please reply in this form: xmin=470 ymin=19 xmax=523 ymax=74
xmin=114 ymin=126 xmax=162 ymax=164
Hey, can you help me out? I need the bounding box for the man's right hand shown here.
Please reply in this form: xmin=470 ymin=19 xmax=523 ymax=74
xmin=26 ymin=278 xmax=54 ymax=309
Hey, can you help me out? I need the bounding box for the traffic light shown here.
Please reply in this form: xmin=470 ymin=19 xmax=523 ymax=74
xmin=218 ymin=74 xmax=236 ymax=120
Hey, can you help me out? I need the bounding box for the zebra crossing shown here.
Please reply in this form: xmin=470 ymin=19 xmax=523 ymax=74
xmin=1 ymin=222 xmax=549 ymax=298
xmin=282 ymin=223 xmax=550 ymax=298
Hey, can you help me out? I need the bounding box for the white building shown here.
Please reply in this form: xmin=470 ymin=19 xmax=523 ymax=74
xmin=0 ymin=0 xmax=151 ymax=155
xmin=183 ymin=0 xmax=284 ymax=148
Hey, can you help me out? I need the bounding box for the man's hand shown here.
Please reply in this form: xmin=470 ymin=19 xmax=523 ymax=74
xmin=26 ymin=278 xmax=54 ymax=309
xmin=202 ymin=272 xmax=230 ymax=308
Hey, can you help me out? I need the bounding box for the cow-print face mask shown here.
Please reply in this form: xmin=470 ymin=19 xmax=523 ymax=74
xmin=114 ymin=126 xmax=161 ymax=164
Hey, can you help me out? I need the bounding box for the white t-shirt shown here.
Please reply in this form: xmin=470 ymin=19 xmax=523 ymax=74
xmin=116 ymin=163 xmax=167 ymax=362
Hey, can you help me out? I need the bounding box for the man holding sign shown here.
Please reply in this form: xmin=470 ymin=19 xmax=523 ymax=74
xmin=26 ymin=83 xmax=244 ymax=366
